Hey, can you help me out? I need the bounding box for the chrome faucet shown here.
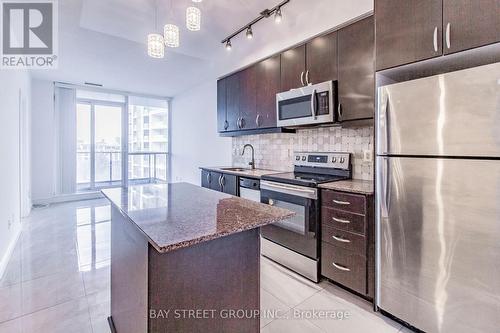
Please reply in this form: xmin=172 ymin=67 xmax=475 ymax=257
xmin=241 ymin=144 xmax=255 ymax=170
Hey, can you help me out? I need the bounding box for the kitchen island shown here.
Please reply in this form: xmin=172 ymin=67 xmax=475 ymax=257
xmin=101 ymin=183 xmax=293 ymax=333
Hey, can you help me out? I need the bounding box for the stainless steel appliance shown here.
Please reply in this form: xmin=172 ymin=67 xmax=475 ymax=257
xmin=276 ymin=80 xmax=337 ymax=127
xmin=239 ymin=177 xmax=260 ymax=202
xmin=376 ymin=62 xmax=500 ymax=333
xmin=260 ymin=152 xmax=352 ymax=282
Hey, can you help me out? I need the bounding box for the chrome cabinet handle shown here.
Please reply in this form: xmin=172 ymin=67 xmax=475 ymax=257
xmin=337 ymin=103 xmax=343 ymax=122
xmin=305 ymin=70 xmax=310 ymax=85
xmin=445 ymin=23 xmax=451 ymax=49
xmin=333 ymin=199 xmax=350 ymax=205
xmin=221 ymin=175 xmax=225 ymax=186
xmin=433 ymin=26 xmax=438 ymax=52
xmin=224 ymin=120 xmax=229 ymax=130
xmin=268 ymin=199 xmax=275 ymax=206
xmin=256 ymin=114 xmax=261 ymax=127
xmin=206 ymin=173 xmax=210 ymax=184
xmin=332 ymin=235 xmax=351 ymax=243
xmin=219 ymin=175 xmax=223 ymax=188
xmin=332 ymin=262 xmax=350 ymax=272
xmin=300 ymin=71 xmax=305 ymax=86
xmin=332 ymin=217 xmax=350 ymax=224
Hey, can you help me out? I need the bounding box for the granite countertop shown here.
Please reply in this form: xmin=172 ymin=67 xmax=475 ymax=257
xmin=200 ymin=166 xmax=282 ymax=179
xmin=319 ymin=179 xmax=374 ymax=195
xmin=101 ymin=183 xmax=294 ymax=253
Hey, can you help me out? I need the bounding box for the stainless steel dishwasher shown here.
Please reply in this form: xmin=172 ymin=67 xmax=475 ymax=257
xmin=239 ymin=177 xmax=260 ymax=202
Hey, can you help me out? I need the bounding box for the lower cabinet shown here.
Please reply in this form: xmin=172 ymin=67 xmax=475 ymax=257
xmin=201 ymin=169 xmax=238 ymax=196
xmin=321 ymin=189 xmax=374 ymax=299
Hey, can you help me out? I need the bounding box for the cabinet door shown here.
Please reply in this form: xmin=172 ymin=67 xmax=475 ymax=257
xmin=221 ymin=174 xmax=238 ymax=196
xmin=239 ymin=66 xmax=257 ymax=130
xmin=306 ymin=32 xmax=338 ymax=85
xmin=443 ymin=0 xmax=500 ymax=55
xmin=225 ymin=73 xmax=240 ymax=132
xmin=338 ymin=16 xmax=375 ymax=122
xmin=280 ymin=44 xmax=306 ymax=92
xmin=217 ymin=79 xmax=227 ymax=132
xmin=375 ymin=0 xmax=443 ymax=70
xmin=201 ymin=170 xmax=211 ymax=188
xmin=209 ymin=171 xmax=222 ymax=192
xmin=255 ymin=55 xmax=280 ymax=129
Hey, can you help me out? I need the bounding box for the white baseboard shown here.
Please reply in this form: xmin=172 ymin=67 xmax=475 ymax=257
xmin=0 ymin=225 xmax=21 ymax=280
xmin=32 ymin=191 xmax=104 ymax=206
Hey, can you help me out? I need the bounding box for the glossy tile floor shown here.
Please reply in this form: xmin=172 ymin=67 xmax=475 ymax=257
xmin=0 ymin=199 xmax=410 ymax=333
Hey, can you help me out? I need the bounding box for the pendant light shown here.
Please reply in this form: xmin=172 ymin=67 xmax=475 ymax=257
xmin=186 ymin=6 xmax=201 ymax=31
xmin=148 ymin=1 xmax=165 ymax=58
xmin=163 ymin=1 xmax=179 ymax=48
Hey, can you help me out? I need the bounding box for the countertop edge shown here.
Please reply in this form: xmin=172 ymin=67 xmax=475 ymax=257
xmin=199 ymin=167 xmax=283 ymax=179
xmin=318 ymin=180 xmax=374 ymax=195
xmin=102 ymin=188 xmax=295 ymax=254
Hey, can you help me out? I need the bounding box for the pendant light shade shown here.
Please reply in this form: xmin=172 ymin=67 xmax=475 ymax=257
xmin=164 ymin=24 xmax=180 ymax=48
xmin=148 ymin=33 xmax=165 ymax=58
xmin=186 ymin=7 xmax=201 ymax=31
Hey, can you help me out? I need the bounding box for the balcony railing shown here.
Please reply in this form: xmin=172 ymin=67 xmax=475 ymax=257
xmin=77 ymin=151 xmax=168 ymax=190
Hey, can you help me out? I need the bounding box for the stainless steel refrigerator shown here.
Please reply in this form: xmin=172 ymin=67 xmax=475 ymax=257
xmin=376 ymin=62 xmax=500 ymax=333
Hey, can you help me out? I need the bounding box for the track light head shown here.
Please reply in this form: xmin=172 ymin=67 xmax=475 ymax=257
xmin=225 ymin=40 xmax=232 ymax=51
xmin=246 ymin=26 xmax=253 ymax=39
xmin=274 ymin=7 xmax=282 ymax=24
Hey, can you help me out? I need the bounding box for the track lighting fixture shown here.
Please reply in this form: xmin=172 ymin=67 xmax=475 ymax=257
xmin=246 ymin=26 xmax=253 ymax=39
xmin=221 ymin=0 xmax=290 ymax=50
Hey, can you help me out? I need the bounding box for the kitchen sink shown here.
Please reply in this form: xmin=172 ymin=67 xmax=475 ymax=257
xmin=220 ymin=167 xmax=252 ymax=172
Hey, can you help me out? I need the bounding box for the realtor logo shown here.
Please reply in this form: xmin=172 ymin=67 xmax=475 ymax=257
xmin=1 ymin=0 xmax=58 ymax=68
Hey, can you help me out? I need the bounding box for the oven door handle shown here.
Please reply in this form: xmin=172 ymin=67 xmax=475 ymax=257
xmin=261 ymin=181 xmax=318 ymax=199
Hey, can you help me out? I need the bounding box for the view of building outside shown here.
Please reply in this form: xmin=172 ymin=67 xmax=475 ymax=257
xmin=128 ymin=96 xmax=169 ymax=183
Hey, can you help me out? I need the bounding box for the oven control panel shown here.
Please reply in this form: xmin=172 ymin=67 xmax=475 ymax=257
xmin=294 ymin=152 xmax=351 ymax=170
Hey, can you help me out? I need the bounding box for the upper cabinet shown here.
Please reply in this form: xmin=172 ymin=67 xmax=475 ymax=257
xmin=280 ymin=45 xmax=306 ymax=91
xmin=442 ymin=0 xmax=500 ymax=55
xmin=338 ymin=16 xmax=375 ymax=122
xmin=255 ymin=55 xmax=280 ymax=129
xmin=238 ymin=66 xmax=257 ymax=130
xmin=306 ymin=32 xmax=338 ymax=85
xmin=280 ymin=33 xmax=338 ymax=92
xmin=375 ymin=0 xmax=443 ymax=71
xmin=216 ymin=79 xmax=228 ymax=132
xmin=225 ymin=73 xmax=240 ymax=132
xmin=375 ymin=0 xmax=500 ymax=71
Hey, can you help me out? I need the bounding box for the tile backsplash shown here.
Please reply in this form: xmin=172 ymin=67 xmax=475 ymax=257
xmin=232 ymin=126 xmax=374 ymax=181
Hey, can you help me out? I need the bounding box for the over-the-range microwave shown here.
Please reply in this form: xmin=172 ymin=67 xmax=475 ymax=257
xmin=276 ymin=80 xmax=337 ymax=127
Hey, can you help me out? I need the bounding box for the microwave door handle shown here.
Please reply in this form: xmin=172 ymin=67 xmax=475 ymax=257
xmin=311 ymin=89 xmax=317 ymax=119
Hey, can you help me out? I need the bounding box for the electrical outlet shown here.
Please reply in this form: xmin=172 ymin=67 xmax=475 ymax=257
xmin=363 ymin=150 xmax=373 ymax=163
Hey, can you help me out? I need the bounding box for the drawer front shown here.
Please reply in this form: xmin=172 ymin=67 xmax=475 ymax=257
xmin=322 ymin=207 xmax=365 ymax=235
xmin=322 ymin=190 xmax=366 ymax=214
xmin=321 ymin=243 xmax=366 ymax=294
xmin=322 ymin=225 xmax=366 ymax=256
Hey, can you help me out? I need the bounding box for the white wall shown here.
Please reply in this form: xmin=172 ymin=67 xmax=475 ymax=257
xmin=31 ymin=79 xmax=56 ymax=202
xmin=0 ymin=69 xmax=31 ymax=276
xmin=170 ymin=80 xmax=232 ymax=185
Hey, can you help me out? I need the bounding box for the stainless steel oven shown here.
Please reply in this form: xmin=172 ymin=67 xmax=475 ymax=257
xmin=260 ymin=181 xmax=320 ymax=281
xmin=276 ymin=80 xmax=337 ymax=127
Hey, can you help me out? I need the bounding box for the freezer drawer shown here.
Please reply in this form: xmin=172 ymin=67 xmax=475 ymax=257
xmin=377 ymin=61 xmax=500 ymax=157
xmin=376 ymin=156 xmax=500 ymax=333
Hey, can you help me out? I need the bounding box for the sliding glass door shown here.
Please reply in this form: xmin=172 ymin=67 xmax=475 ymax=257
xmin=77 ymin=102 xmax=124 ymax=190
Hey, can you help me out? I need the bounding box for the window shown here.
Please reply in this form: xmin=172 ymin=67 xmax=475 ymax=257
xmin=128 ymin=96 xmax=169 ymax=183
xmin=75 ymin=89 xmax=169 ymax=191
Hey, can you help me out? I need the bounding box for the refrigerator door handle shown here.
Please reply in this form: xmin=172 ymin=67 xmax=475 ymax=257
xmin=377 ymin=89 xmax=390 ymax=155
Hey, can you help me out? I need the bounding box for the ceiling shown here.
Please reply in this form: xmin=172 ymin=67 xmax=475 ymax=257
xmin=31 ymin=0 xmax=373 ymax=97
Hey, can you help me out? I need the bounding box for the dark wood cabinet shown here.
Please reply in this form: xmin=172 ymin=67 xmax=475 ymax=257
xmin=255 ymin=55 xmax=280 ymax=129
xmin=238 ymin=66 xmax=257 ymax=130
xmin=306 ymin=32 xmax=338 ymax=85
xmin=338 ymin=16 xmax=375 ymax=122
xmin=225 ymin=73 xmax=240 ymax=131
xmin=201 ymin=169 xmax=238 ymax=196
xmin=443 ymin=0 xmax=500 ymax=55
xmin=321 ymin=189 xmax=374 ymax=299
xmin=375 ymin=0 xmax=443 ymax=71
xmin=280 ymin=44 xmax=306 ymax=92
xmin=216 ymin=78 xmax=228 ymax=132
